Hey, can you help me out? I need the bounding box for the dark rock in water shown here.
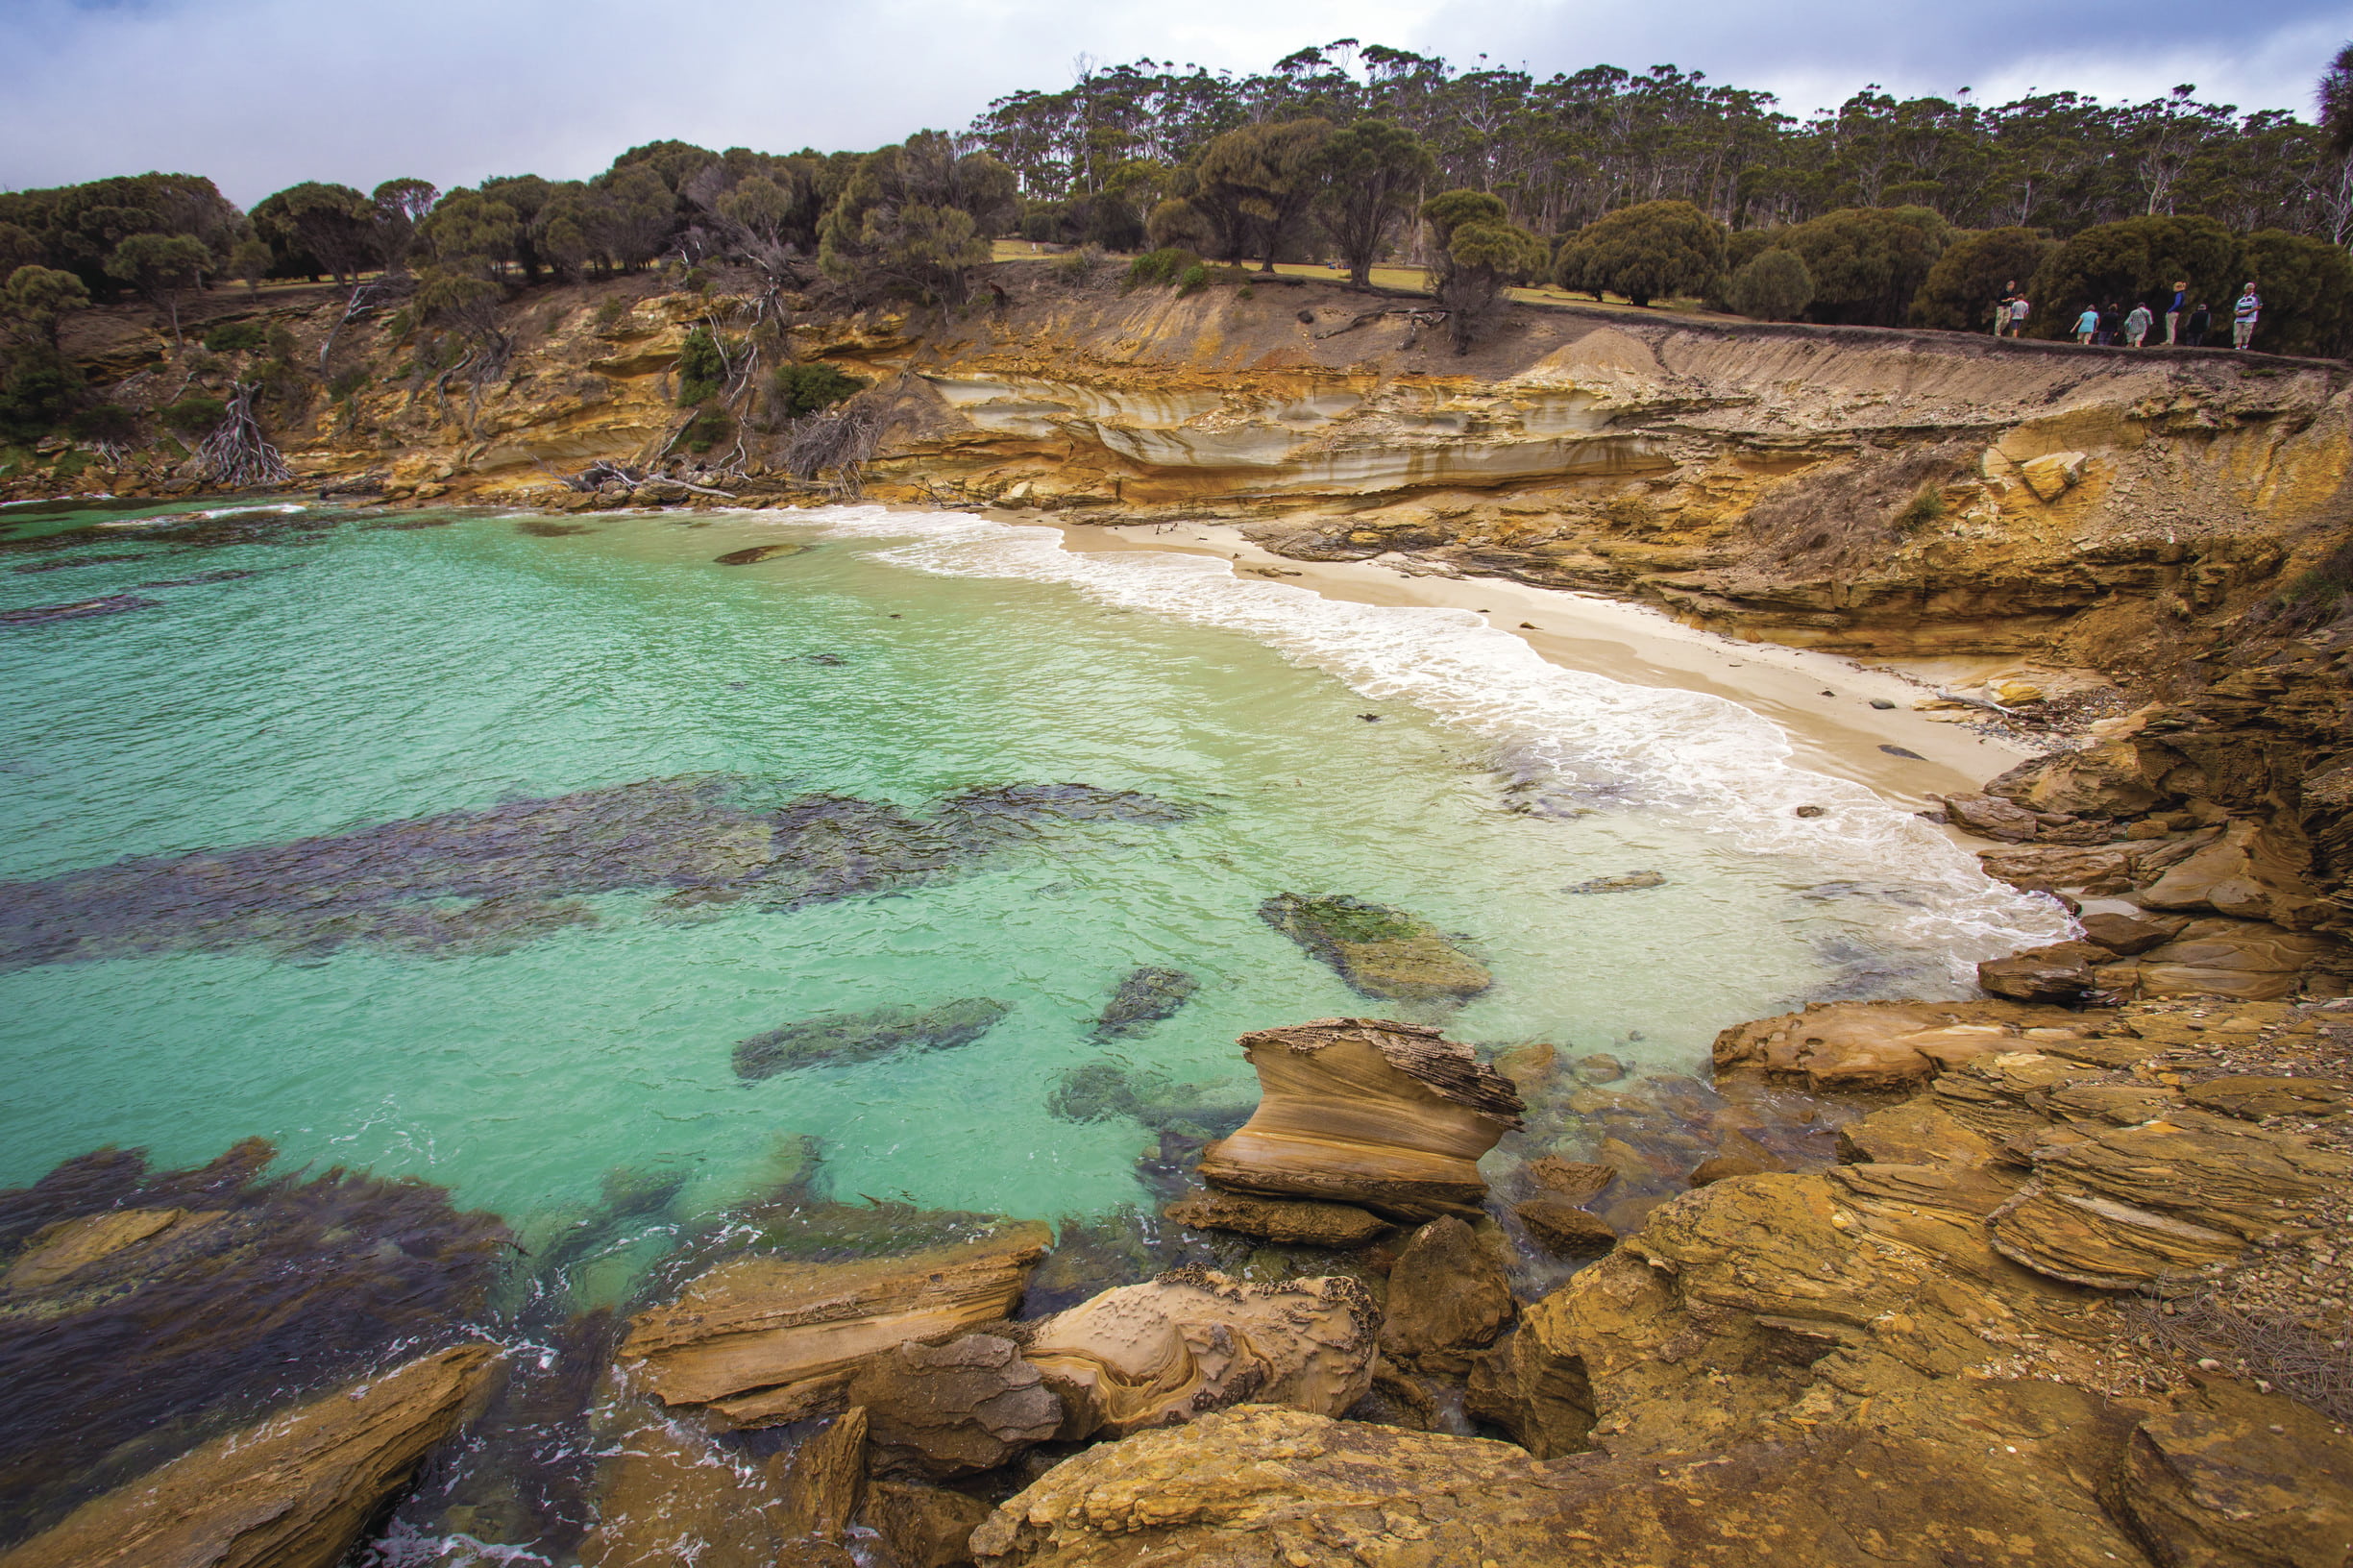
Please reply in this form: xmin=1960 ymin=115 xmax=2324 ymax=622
xmin=0 ymin=1139 xmax=507 ymax=1542
xmin=11 ymin=554 xmax=133 ymax=574
xmin=517 ymin=520 xmax=591 ymax=537
xmin=932 ymin=782 xmax=1194 ymax=847
xmin=0 ymin=774 xmax=1192 ymax=972
xmin=1878 ymin=745 xmax=1925 ymax=760
xmin=1514 ymin=1199 xmax=1618 ymax=1255
xmin=734 ymin=997 xmax=1010 ymax=1081
xmin=1794 ymin=804 xmax=1827 ymax=818
xmin=1163 ymin=1189 xmax=1387 ymax=1248
xmin=369 ymin=519 xmax=454 ymax=530
xmin=1091 ymin=966 xmax=1199 ymax=1040
xmin=1563 ymin=870 xmax=1665 ymax=895
xmin=1045 ymin=1061 xmax=1250 ymax=1136
xmin=806 ymin=651 xmax=847 ymax=666
xmin=133 ymin=569 xmax=260 ymax=588
xmin=847 ymin=1333 xmax=1064 ymax=1479
xmin=715 ymin=543 xmax=809 ymax=565
xmin=1258 ymin=893 xmax=1491 ymax=1004
xmin=0 ymin=594 xmax=159 ymax=626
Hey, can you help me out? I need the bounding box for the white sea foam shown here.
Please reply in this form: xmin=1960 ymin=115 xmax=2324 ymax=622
xmin=789 ymin=505 xmax=2071 ymax=978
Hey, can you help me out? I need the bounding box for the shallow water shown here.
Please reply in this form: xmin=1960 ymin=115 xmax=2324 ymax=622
xmin=0 ymin=501 xmax=2067 ymax=1267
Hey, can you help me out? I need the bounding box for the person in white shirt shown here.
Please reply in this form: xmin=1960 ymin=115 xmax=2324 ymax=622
xmin=2233 ymin=284 xmax=2262 ymax=350
xmin=2123 ymin=303 xmax=2153 ymax=346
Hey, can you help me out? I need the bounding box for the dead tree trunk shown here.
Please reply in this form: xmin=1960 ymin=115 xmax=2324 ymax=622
xmin=198 ymin=382 xmax=293 ymax=488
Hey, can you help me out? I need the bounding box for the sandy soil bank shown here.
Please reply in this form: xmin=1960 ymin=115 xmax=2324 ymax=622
xmin=1035 ymin=516 xmax=2037 ymax=815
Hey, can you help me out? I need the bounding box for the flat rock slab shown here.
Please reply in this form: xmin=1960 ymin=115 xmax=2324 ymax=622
xmin=2183 ymin=1074 xmax=2352 ymax=1120
xmin=1513 ymin=1198 xmax=1618 ymax=1255
xmin=620 ymin=1223 xmax=1051 ymax=1423
xmin=1257 ymin=894 xmax=1491 ymax=1004
xmin=1160 ymin=1189 xmax=1387 ymax=1247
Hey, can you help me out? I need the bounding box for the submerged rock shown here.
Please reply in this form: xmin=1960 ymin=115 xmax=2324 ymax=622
xmin=0 ymin=594 xmax=159 ymax=625
xmin=0 ymin=774 xmax=1192 ymax=971
xmin=715 ymin=543 xmax=810 ymax=564
xmin=1563 ymin=870 xmax=1666 ymax=894
xmin=734 ymin=997 xmax=1010 ymax=1081
xmin=1090 ymin=966 xmax=1198 ymax=1040
xmin=1258 ymin=894 xmax=1491 ymax=1004
xmin=1195 ymin=1017 xmax=1524 ymax=1222
xmin=1016 ymin=1268 xmax=1377 ymax=1441
xmin=1521 ymin=1156 xmax=1617 ymax=1206
xmin=1043 ymin=1061 xmax=1248 ymax=1137
xmin=619 ymin=1223 xmax=1051 ymax=1427
xmin=0 ymin=1343 xmax=500 ymax=1568
xmin=1514 ymin=1199 xmax=1618 ymax=1255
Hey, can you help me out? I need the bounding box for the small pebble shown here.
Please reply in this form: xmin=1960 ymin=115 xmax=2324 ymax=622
xmin=1795 ymin=805 xmax=1826 ymax=818
xmin=1870 ymin=698 xmax=1897 ymax=710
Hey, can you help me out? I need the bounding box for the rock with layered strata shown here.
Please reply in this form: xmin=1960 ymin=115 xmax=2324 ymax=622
xmin=579 ymin=1410 xmax=799 ymax=1568
xmin=1710 ymin=998 xmax=2101 ymax=1089
xmin=1194 ymin=1017 xmax=1523 ymax=1220
xmin=1160 ymin=1188 xmax=1387 ymax=1247
xmin=1935 ymin=791 xmax=2041 ymax=842
xmin=1523 ymin=1155 xmax=1617 ymax=1204
xmin=2134 ymin=819 xmax=2335 ymax=929
xmin=2127 ymin=918 xmax=2340 ymax=1001
xmin=1976 ymin=940 xmax=2112 ymax=1002
xmin=778 ymin=1407 xmax=868 ymax=1540
xmin=0 ymin=1344 xmax=500 ymax=1568
xmin=1514 ymin=1198 xmax=1618 ymax=1253
xmin=2118 ymin=1375 xmax=2353 ymax=1568
xmin=1256 ymin=894 xmax=1491 ymax=1004
xmin=862 ymin=1481 xmax=993 ymax=1568
xmin=1016 ymin=1268 xmax=1377 ymax=1441
xmin=848 ymin=1335 xmax=1065 ymax=1479
xmin=0 ymin=1208 xmax=223 ymax=1291
xmin=2076 ymin=910 xmax=2189 ymax=955
xmin=619 ymin=1223 xmax=1051 ymax=1426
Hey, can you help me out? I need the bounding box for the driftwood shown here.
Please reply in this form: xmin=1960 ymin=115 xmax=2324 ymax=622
xmin=782 ymin=402 xmax=885 ymax=499
xmin=197 ymin=382 xmax=293 ymax=488
xmin=1312 ymin=306 xmax=1447 ymax=342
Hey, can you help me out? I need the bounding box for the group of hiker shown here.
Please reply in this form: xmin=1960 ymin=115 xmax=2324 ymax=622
xmin=1989 ymin=280 xmax=2264 ymax=350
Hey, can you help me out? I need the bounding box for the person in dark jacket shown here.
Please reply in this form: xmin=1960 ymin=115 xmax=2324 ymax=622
xmin=2098 ymin=303 xmax=2123 ymax=344
xmin=2184 ymin=303 xmax=2212 ymax=346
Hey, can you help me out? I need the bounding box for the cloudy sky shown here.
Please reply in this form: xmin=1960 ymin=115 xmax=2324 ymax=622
xmin=2 ymin=0 xmax=2341 ymax=205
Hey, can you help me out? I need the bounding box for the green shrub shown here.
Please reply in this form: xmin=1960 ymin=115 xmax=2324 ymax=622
xmin=1176 ymin=262 xmax=1210 ymax=295
xmin=677 ymin=326 xmax=726 ymax=405
xmin=683 ymin=265 xmax=712 ymax=294
xmin=1725 ymin=248 xmax=1815 ymax=321
xmin=1054 ymin=245 xmax=1106 ymax=283
xmin=1894 ymin=484 xmax=1947 ymax=532
xmin=159 ymin=394 xmax=227 ymax=437
xmin=1125 ymin=247 xmax=1201 ymax=289
xmin=595 ymin=296 xmax=630 ymax=327
xmin=680 ymin=405 xmax=735 ymax=453
xmin=201 ymin=319 xmax=268 ymax=354
xmin=769 ymin=361 xmax=867 ymax=418
xmin=68 ymin=403 xmax=141 ymax=444
xmin=327 ymin=364 xmax=370 ymax=400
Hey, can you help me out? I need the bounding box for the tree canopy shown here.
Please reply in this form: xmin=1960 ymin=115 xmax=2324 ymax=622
xmin=1555 ymin=200 xmax=1727 ymax=307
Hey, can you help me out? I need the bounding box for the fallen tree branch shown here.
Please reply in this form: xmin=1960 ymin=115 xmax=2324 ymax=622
xmin=197 ymin=382 xmax=293 ymax=488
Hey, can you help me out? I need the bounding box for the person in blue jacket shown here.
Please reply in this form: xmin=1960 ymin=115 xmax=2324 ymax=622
xmin=2164 ymin=281 xmax=2189 ymax=345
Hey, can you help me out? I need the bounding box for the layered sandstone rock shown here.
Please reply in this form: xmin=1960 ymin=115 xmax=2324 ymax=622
xmin=0 ymin=1344 xmax=500 ymax=1568
xmin=619 ymin=1223 xmax=1051 ymax=1426
xmin=847 ymin=1335 xmax=1065 ymax=1479
xmin=1016 ymin=1269 xmax=1377 ymax=1441
xmin=1159 ymin=1188 xmax=1388 ymax=1247
xmin=1711 ymin=998 xmax=2102 ymax=1089
xmin=1194 ymin=1018 xmax=1524 ymax=1220
xmin=1374 ymin=1217 xmax=1514 ymax=1376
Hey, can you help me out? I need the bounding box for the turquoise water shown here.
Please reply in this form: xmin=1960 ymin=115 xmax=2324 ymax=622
xmin=0 ymin=501 xmax=2064 ymax=1261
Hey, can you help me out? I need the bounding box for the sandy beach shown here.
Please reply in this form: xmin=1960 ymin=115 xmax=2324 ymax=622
xmin=1036 ymin=516 xmax=2038 ymax=814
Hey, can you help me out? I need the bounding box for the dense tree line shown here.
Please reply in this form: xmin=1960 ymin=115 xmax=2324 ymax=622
xmin=2 ymin=40 xmax=2350 ymax=439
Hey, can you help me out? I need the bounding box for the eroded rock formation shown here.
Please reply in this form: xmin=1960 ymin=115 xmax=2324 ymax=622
xmin=1194 ymin=1017 xmax=1524 ymax=1221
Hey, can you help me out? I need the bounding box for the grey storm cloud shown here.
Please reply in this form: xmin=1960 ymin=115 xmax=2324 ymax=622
xmin=0 ymin=0 xmax=2340 ymax=204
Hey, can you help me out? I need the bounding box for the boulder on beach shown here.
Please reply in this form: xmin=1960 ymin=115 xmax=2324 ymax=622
xmin=619 ymin=1222 xmax=1051 ymax=1426
xmin=1257 ymin=894 xmax=1491 ymax=1004
xmin=1194 ymin=1017 xmax=1524 ymax=1221
xmin=0 ymin=1343 xmax=501 ymax=1568
xmin=1017 ymin=1268 xmax=1378 ymax=1441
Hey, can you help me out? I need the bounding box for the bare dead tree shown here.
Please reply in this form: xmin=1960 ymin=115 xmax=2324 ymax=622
xmin=783 ymin=402 xmax=885 ymax=500
xmin=320 ymin=273 xmax=411 ymax=372
xmin=198 ymin=382 xmax=293 ymax=488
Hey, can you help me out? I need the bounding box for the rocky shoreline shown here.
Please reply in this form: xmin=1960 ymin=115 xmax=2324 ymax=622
xmin=1 ymin=992 xmax=2346 ymax=1568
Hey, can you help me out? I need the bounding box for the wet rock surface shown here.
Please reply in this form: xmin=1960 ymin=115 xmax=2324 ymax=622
xmin=0 ymin=1344 xmax=501 ymax=1568
xmin=848 ymin=1335 xmax=1064 ymax=1479
xmin=0 ymin=1139 xmax=507 ymax=1542
xmin=1195 ymin=1017 xmax=1524 ymax=1221
xmin=1160 ymin=1189 xmax=1387 ymax=1248
xmin=1257 ymin=894 xmax=1491 ymax=1005
xmin=1375 ymin=1218 xmax=1513 ymax=1376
